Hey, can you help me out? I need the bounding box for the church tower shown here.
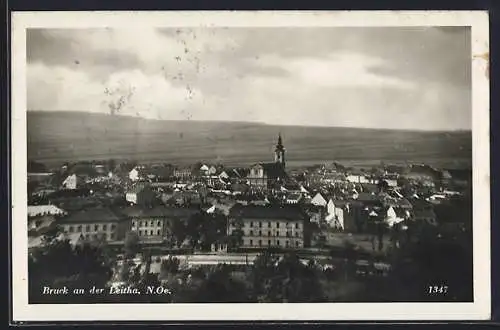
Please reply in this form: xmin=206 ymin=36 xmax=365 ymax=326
xmin=274 ymin=133 xmax=286 ymax=168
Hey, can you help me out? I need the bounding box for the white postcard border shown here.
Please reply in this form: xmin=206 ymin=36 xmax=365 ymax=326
xmin=11 ymin=10 xmax=491 ymax=321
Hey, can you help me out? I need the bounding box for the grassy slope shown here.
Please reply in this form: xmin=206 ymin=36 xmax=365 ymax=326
xmin=27 ymin=111 xmax=472 ymax=168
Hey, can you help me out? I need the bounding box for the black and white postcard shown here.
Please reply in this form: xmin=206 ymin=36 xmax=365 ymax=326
xmin=11 ymin=10 xmax=491 ymax=321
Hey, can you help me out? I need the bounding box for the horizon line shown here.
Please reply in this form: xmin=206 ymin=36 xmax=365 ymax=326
xmin=27 ymin=110 xmax=472 ymax=133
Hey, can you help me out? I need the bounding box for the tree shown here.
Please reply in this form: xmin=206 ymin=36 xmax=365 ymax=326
xmin=29 ymin=231 xmax=112 ymax=303
xmin=191 ymin=264 xmax=250 ymax=302
xmin=160 ymin=256 xmax=181 ymax=277
xmin=250 ymin=252 xmax=325 ymax=303
xmin=123 ymin=231 xmax=140 ymax=259
xmin=168 ymin=219 xmax=187 ymax=248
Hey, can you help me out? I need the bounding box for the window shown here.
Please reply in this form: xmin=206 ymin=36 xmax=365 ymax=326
xmin=277 ymin=240 xmax=280 ymax=246
xmin=259 ymin=230 xmax=262 ymax=236
xmin=286 ymin=241 xmax=289 ymax=247
xmin=132 ymin=220 xmax=136 ymax=227
xmin=250 ymin=230 xmax=253 ymax=236
xmin=296 ymin=241 xmax=300 ymax=247
xmin=150 ymin=230 xmax=154 ymax=235
xmin=150 ymin=220 xmax=154 ymax=226
xmin=268 ymin=222 xmax=271 ymax=228
xmin=259 ymin=240 xmax=262 ymax=246
xmin=77 ymin=225 xmax=82 ymax=232
xmin=250 ymin=222 xmax=253 ymax=227
xmin=103 ymin=233 xmax=108 ymax=240
xmin=157 ymin=229 xmax=161 ymax=235
xmin=69 ymin=226 xmax=74 ymax=233
xmin=295 ymin=232 xmax=299 ymax=237
xmin=92 ymin=234 xmax=97 ymax=240
xmin=103 ymin=224 xmax=107 ymax=231
xmin=259 ymin=222 xmax=262 ymax=228
xmin=94 ymin=224 xmax=99 ymax=231
xmin=86 ymin=225 xmax=90 ymax=232
xmin=140 ymin=221 xmax=144 ymax=227
xmin=110 ymin=233 xmax=115 ymax=240
xmin=277 ymin=223 xmax=280 ymax=228
xmin=157 ymin=220 xmax=161 ymax=226
xmin=139 ymin=230 xmax=143 ymax=236
xmin=286 ymin=232 xmax=290 ymax=237
xmin=268 ymin=231 xmax=271 ymax=237
xmin=295 ymin=223 xmax=299 ymax=229
xmin=268 ymin=240 xmax=271 ymax=246
xmin=249 ymin=240 xmax=253 ymax=246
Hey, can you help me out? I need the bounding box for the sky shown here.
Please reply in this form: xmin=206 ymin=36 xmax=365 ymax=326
xmin=27 ymin=27 xmax=471 ymax=130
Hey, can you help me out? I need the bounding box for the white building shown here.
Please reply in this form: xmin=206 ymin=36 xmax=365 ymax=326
xmin=62 ymin=174 xmax=78 ymax=189
xmin=346 ymin=174 xmax=370 ymax=184
xmin=326 ymin=199 xmax=345 ymax=230
xmin=129 ymin=167 xmax=140 ymax=181
xmin=311 ymin=192 xmax=327 ymax=207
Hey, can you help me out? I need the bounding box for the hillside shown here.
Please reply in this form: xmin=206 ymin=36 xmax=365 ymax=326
xmin=27 ymin=111 xmax=472 ymax=169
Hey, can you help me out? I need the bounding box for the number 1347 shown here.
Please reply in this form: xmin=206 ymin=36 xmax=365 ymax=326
xmin=428 ymin=285 xmax=448 ymax=294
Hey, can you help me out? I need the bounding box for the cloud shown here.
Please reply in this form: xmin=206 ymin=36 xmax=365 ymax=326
xmin=27 ymin=27 xmax=471 ymax=130
xmin=28 ymin=62 xmax=204 ymax=120
xmin=252 ymin=52 xmax=416 ymax=89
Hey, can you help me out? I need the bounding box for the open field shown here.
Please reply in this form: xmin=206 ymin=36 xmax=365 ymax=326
xmin=28 ymin=111 xmax=472 ymax=169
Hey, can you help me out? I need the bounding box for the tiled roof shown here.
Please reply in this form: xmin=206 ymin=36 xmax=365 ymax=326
xmin=28 ymin=205 xmax=66 ymax=217
xmin=119 ymin=206 xmax=200 ymax=218
xmin=59 ymin=207 xmax=123 ymax=224
xmin=229 ymin=204 xmax=307 ymax=221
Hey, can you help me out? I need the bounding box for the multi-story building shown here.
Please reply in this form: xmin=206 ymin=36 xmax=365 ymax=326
xmin=58 ymin=207 xmax=127 ymax=242
xmin=121 ymin=206 xmax=201 ymax=244
xmin=227 ymin=204 xmax=307 ymax=249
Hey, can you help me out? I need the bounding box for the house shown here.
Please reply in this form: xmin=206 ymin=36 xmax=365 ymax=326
xmin=57 ymin=207 xmax=127 ymax=242
xmin=200 ymin=164 xmax=210 ymax=176
xmin=310 ymin=192 xmax=327 ymax=207
xmin=326 ymin=199 xmax=345 ymax=230
xmin=62 ymin=174 xmax=79 ymax=189
xmin=129 ymin=167 xmax=141 ymax=181
xmin=126 ymin=183 xmax=156 ymax=206
xmin=227 ymin=204 xmax=307 ymax=249
xmin=347 ymin=174 xmax=370 ymax=184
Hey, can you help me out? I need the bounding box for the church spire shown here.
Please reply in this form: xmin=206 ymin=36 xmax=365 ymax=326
xmin=274 ymin=133 xmax=285 ymax=167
